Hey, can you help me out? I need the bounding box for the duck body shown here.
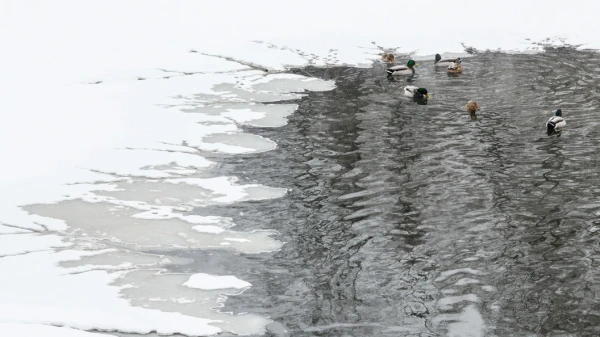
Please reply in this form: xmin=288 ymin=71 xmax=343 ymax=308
xmin=447 ymin=59 xmax=463 ymax=73
xmin=387 ymin=65 xmax=415 ymax=76
xmin=404 ymin=85 xmax=419 ymax=97
xmin=466 ymin=100 xmax=480 ymax=113
xmin=435 ymin=53 xmax=460 ymax=68
xmin=381 ymin=53 xmax=396 ymax=63
xmin=546 ymin=109 xmax=566 ymax=136
xmin=466 ymin=100 xmax=480 ymax=120
xmin=386 ymin=60 xmax=417 ymax=76
xmin=404 ymin=86 xmax=430 ymax=100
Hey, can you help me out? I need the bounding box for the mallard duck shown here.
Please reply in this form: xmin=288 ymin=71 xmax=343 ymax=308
xmin=404 ymin=85 xmax=430 ymax=100
xmin=435 ymin=54 xmax=460 ymax=68
xmin=447 ymin=59 xmax=463 ymax=73
xmin=386 ymin=60 xmax=418 ymax=76
xmin=466 ymin=101 xmax=480 ymax=113
xmin=546 ymin=109 xmax=566 ymax=136
xmin=381 ymin=53 xmax=396 ymax=63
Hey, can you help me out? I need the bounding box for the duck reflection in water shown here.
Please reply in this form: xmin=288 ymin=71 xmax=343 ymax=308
xmin=415 ymin=97 xmax=428 ymax=105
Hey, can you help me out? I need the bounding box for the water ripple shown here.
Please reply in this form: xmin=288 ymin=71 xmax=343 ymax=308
xmin=208 ymin=48 xmax=600 ymax=336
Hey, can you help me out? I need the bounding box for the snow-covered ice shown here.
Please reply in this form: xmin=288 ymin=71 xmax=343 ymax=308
xmin=0 ymin=323 xmax=116 ymax=337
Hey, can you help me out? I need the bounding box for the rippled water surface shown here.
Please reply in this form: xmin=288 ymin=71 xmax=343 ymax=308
xmin=185 ymin=48 xmax=600 ymax=337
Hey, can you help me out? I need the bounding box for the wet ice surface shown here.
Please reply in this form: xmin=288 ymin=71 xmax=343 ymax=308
xmin=178 ymin=48 xmax=600 ymax=336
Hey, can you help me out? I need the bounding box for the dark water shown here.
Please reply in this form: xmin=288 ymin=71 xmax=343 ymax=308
xmin=192 ymin=48 xmax=600 ymax=336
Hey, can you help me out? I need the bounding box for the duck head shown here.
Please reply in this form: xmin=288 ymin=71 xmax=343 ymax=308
xmin=435 ymin=54 xmax=441 ymax=63
xmin=416 ymin=88 xmax=430 ymax=99
xmin=555 ymin=109 xmax=562 ymax=117
xmin=407 ymin=60 xmax=419 ymax=68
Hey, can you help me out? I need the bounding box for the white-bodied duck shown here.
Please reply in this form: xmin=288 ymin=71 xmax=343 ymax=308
xmin=435 ymin=53 xmax=461 ymax=68
xmin=546 ymin=109 xmax=566 ymax=136
xmin=447 ymin=59 xmax=463 ymax=73
xmin=404 ymin=85 xmax=430 ymax=100
xmin=386 ymin=60 xmax=418 ymax=76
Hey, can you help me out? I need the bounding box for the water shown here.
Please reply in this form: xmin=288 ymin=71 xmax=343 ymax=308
xmin=185 ymin=48 xmax=600 ymax=336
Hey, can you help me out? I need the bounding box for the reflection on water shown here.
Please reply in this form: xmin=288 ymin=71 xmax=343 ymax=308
xmin=203 ymin=47 xmax=600 ymax=336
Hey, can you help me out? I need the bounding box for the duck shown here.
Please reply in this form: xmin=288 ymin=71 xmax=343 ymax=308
xmin=466 ymin=100 xmax=481 ymax=113
xmin=447 ymin=59 xmax=463 ymax=73
xmin=386 ymin=60 xmax=418 ymax=76
xmin=546 ymin=109 xmax=566 ymax=136
xmin=435 ymin=54 xmax=461 ymax=68
xmin=381 ymin=53 xmax=396 ymax=63
xmin=404 ymin=85 xmax=430 ymax=100
xmin=466 ymin=100 xmax=480 ymax=120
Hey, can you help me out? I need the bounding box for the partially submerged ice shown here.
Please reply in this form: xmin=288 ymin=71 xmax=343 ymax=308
xmin=0 ymin=44 xmax=334 ymax=336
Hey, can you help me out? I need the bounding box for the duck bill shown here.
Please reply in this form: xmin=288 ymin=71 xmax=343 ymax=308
xmin=425 ymin=94 xmax=430 ymax=99
xmin=415 ymin=63 xmax=420 ymax=67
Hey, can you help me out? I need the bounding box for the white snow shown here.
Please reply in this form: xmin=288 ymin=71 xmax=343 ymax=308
xmin=192 ymin=225 xmax=226 ymax=234
xmin=0 ymin=250 xmax=221 ymax=336
xmin=165 ymin=177 xmax=288 ymax=203
xmin=184 ymin=273 xmax=252 ymax=290
xmin=224 ymin=238 xmax=252 ymax=243
xmin=0 ymin=234 xmax=70 ymax=257
xmin=0 ymin=225 xmax=31 ymax=234
xmin=222 ymin=109 xmax=267 ymax=124
xmin=0 ymin=323 xmax=116 ymax=337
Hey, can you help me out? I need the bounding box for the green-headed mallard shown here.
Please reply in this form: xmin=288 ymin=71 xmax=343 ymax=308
xmin=546 ymin=109 xmax=566 ymax=136
xmin=404 ymin=85 xmax=429 ymax=100
xmin=386 ymin=60 xmax=418 ymax=76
